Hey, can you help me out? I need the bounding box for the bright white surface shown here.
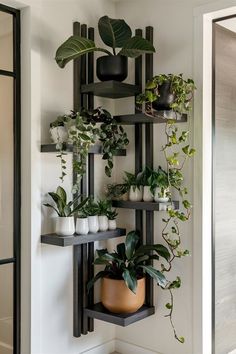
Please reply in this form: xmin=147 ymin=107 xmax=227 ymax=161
xmin=220 ymin=17 xmax=236 ymax=32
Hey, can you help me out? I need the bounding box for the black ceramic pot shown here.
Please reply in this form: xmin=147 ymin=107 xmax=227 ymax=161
xmin=152 ymin=81 xmax=175 ymax=111
xmin=96 ymin=55 xmax=128 ymax=82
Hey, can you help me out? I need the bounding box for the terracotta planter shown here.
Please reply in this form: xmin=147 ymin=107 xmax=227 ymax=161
xmin=101 ymin=277 xmax=145 ymax=314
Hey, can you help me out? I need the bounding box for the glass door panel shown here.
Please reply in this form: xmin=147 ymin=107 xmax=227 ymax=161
xmin=0 ymin=75 xmax=14 ymax=259
xmin=0 ymin=11 xmax=13 ymax=71
xmin=0 ymin=263 xmax=13 ymax=354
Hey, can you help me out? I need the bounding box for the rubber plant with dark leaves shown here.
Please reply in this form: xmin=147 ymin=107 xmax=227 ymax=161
xmin=55 ymin=16 xmax=155 ymax=68
xmin=88 ymin=231 xmax=184 ymax=341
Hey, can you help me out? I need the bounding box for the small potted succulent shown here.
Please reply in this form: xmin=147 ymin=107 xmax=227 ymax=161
xmin=81 ymin=198 xmax=99 ymax=233
xmin=136 ymin=74 xmax=196 ymax=117
xmin=76 ymin=209 xmax=89 ymax=235
xmin=50 ymin=115 xmax=69 ymax=144
xmin=97 ymin=199 xmax=111 ymax=232
xmin=124 ymin=172 xmax=143 ymax=202
xmin=106 ymin=183 xmax=129 ymax=201
xmin=88 ymin=231 xmax=169 ymax=314
xmin=43 ymin=186 xmax=88 ymax=236
xmin=106 ymin=209 xmax=118 ymax=230
xmin=55 ymin=16 xmax=155 ymax=82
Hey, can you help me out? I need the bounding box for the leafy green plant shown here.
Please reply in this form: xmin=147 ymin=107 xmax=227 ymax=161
xmin=80 ymin=197 xmax=99 ymax=217
xmin=106 ymin=183 xmax=129 ymax=200
xmin=97 ymin=199 xmax=111 ymax=216
xmin=43 ymin=186 xmax=88 ymax=217
xmin=136 ymin=74 xmax=196 ymax=117
xmin=51 ymin=108 xmax=129 ymax=192
xmin=106 ymin=209 xmax=118 ymax=220
xmin=123 ymin=171 xmax=142 ymax=192
xmin=88 ymin=231 xmax=170 ymax=293
xmin=55 ymin=16 xmax=155 ymax=68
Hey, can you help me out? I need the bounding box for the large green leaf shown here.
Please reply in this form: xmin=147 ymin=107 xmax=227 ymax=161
xmin=56 ymin=186 xmax=67 ymax=205
xmin=116 ymin=242 xmax=126 ymax=260
xmin=135 ymin=244 xmax=170 ymax=261
xmin=139 ymin=265 xmax=168 ymax=288
xmin=125 ymin=231 xmax=139 ymax=260
xmin=55 ymin=36 xmax=111 ymax=68
xmin=122 ymin=269 xmax=137 ymax=294
xmin=119 ymin=36 xmax=155 ymax=58
xmin=98 ymin=16 xmax=132 ymax=51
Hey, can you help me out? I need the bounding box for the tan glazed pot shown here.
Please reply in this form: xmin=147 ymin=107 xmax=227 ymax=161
xmin=101 ymin=277 xmax=145 ymax=313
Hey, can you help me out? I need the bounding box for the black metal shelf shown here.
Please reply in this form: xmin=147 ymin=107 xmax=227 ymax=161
xmin=85 ymin=303 xmax=155 ymax=326
xmin=114 ymin=112 xmax=187 ymax=125
xmin=81 ymin=81 xmax=141 ymax=99
xmin=41 ymin=143 xmax=126 ymax=156
xmin=41 ymin=228 xmax=126 ymax=247
xmin=112 ymin=200 xmax=179 ymax=211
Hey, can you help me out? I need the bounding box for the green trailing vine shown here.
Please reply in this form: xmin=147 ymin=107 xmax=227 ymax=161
xmin=160 ymin=119 xmax=195 ymax=343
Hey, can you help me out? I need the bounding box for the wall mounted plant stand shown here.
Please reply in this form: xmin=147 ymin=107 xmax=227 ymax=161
xmin=41 ymin=21 xmax=187 ymax=338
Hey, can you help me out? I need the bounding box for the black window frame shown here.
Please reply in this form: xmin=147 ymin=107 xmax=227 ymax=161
xmin=0 ymin=3 xmax=21 ymax=354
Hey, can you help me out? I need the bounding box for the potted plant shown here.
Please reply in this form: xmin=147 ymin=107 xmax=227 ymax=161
xmin=43 ymin=186 xmax=88 ymax=236
xmin=88 ymin=231 xmax=169 ymax=313
xmin=124 ymin=172 xmax=143 ymax=201
xmin=136 ymin=74 xmax=196 ymax=117
xmin=55 ymin=16 xmax=155 ymax=82
xmin=76 ymin=209 xmax=89 ymax=235
xmin=106 ymin=183 xmax=129 ymax=201
xmin=81 ymin=198 xmax=99 ymax=233
xmin=138 ymin=166 xmax=155 ymax=202
xmin=97 ymin=199 xmax=111 ymax=232
xmin=51 ymin=108 xmax=129 ymax=191
xmin=50 ymin=115 xmax=69 ymax=144
xmin=106 ymin=209 xmax=118 ymax=230
xmin=151 ymin=166 xmax=170 ymax=203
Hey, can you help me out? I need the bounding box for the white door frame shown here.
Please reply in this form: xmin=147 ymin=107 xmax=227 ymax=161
xmin=193 ymin=2 xmax=236 ymax=354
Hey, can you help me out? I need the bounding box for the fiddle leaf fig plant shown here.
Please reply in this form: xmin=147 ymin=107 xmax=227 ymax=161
xmin=55 ymin=15 xmax=155 ymax=68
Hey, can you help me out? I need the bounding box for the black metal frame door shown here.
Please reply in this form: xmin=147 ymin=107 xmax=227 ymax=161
xmin=0 ymin=3 xmax=21 ymax=354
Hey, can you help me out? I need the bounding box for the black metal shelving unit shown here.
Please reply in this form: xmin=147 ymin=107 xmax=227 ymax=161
xmin=41 ymin=21 xmax=187 ymax=338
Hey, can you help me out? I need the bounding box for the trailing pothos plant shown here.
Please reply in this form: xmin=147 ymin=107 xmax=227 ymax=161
xmin=55 ymin=15 xmax=155 ymax=68
xmin=50 ymin=107 xmax=129 ymax=193
xmin=136 ymin=73 xmax=196 ymax=118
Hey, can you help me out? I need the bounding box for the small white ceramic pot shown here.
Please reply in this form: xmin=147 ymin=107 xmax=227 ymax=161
xmin=55 ymin=216 xmax=75 ymax=236
xmin=76 ymin=217 xmax=89 ymax=235
xmin=50 ymin=126 xmax=68 ymax=144
xmin=154 ymin=187 xmax=169 ymax=203
xmin=98 ymin=215 xmax=109 ymax=232
xmin=108 ymin=219 xmax=117 ymax=230
xmin=88 ymin=215 xmax=99 ymax=233
xmin=129 ymin=186 xmax=143 ymax=202
xmin=143 ymin=186 xmax=154 ymax=202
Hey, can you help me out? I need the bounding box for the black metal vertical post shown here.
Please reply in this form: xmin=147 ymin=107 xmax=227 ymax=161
xmin=135 ymin=28 xmax=143 ymax=238
xmin=72 ymin=21 xmax=83 ymax=338
xmin=13 ymin=9 xmax=21 ymax=354
xmin=145 ymin=26 xmax=154 ymax=307
xmin=87 ymin=26 xmax=95 ymax=333
xmin=80 ymin=23 xmax=88 ymax=335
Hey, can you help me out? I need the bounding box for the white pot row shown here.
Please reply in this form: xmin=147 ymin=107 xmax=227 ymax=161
xmin=129 ymin=186 xmax=169 ymax=203
xmin=50 ymin=126 xmax=68 ymax=144
xmin=55 ymin=216 xmax=117 ymax=237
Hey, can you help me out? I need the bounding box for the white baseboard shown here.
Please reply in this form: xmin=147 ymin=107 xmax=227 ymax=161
xmin=81 ymin=340 xmax=115 ymax=354
xmin=115 ymin=339 xmax=161 ymax=354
